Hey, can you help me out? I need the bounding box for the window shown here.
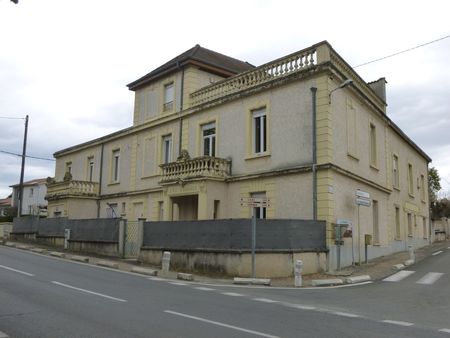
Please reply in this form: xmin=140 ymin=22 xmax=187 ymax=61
xmin=395 ymin=207 xmax=401 ymax=239
xmin=29 ymin=188 xmax=34 ymax=198
xmin=202 ymin=123 xmax=216 ymax=156
xmin=251 ymin=192 xmax=266 ymax=219
xmin=65 ymin=162 xmax=72 ymax=174
xmin=422 ymin=217 xmax=427 ymax=238
xmin=163 ymin=82 xmax=174 ymax=112
xmin=121 ymin=202 xmax=126 ymax=216
xmin=106 ymin=203 xmax=119 ymax=218
xmin=420 ymin=174 xmax=425 ymax=200
xmin=408 ymin=163 xmax=414 ymax=195
xmin=112 ymin=150 xmax=120 ymax=182
xmin=392 ymin=155 xmax=399 ymax=189
xmin=407 ymin=213 xmax=412 ymax=237
xmin=253 ymin=108 xmax=267 ymax=154
xmin=162 ymin=135 xmax=172 ymax=164
xmin=88 ymin=157 xmax=94 ymax=182
xmin=369 ymin=123 xmax=377 ymax=166
xmin=213 ymin=200 xmax=220 ymax=219
xmin=372 ymin=200 xmax=379 ymax=244
xmin=158 ymin=201 xmax=164 ymax=221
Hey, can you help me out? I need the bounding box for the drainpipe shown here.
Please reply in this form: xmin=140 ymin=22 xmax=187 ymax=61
xmin=178 ymin=61 xmax=185 ymax=157
xmin=311 ymin=87 xmax=317 ymax=221
xmin=96 ymin=143 xmax=104 ymax=218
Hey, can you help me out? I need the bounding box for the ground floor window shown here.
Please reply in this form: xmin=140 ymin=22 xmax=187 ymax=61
xmin=251 ymin=192 xmax=266 ymax=219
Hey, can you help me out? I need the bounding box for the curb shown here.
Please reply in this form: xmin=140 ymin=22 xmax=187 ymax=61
xmin=344 ymin=275 xmax=371 ymax=284
xmin=404 ymin=259 xmax=415 ymax=266
xmin=17 ymin=244 xmax=32 ymax=250
xmin=70 ymin=255 xmax=89 ymax=263
xmin=4 ymin=242 xmax=16 ymax=247
xmin=311 ymin=278 xmax=343 ymax=287
xmin=97 ymin=260 xmax=119 ymax=269
xmin=131 ymin=266 xmax=158 ymax=276
xmin=30 ymin=248 xmax=47 ymax=254
xmin=49 ymin=251 xmax=66 ymax=258
xmin=177 ymin=273 xmax=194 ymax=281
xmin=233 ymin=277 xmax=271 ymax=286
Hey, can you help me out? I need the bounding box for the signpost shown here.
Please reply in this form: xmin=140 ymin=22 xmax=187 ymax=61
xmin=355 ymin=190 xmax=370 ymax=265
xmin=240 ymin=197 xmax=271 ymax=278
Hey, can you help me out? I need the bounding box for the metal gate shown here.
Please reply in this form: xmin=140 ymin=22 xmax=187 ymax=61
xmin=124 ymin=220 xmax=139 ymax=258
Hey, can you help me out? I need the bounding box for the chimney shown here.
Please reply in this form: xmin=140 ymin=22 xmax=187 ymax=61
xmin=368 ymin=77 xmax=387 ymax=103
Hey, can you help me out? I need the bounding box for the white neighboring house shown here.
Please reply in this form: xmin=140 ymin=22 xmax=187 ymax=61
xmin=10 ymin=178 xmax=48 ymax=217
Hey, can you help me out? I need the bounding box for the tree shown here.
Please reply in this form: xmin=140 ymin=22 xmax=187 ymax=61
xmin=428 ymin=167 xmax=441 ymax=204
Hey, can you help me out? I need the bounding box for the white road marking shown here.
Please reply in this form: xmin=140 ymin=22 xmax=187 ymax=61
xmin=164 ymin=310 xmax=281 ymax=338
xmin=221 ymin=292 xmax=244 ymax=297
xmin=333 ymin=311 xmax=360 ymax=318
xmin=432 ymin=250 xmax=443 ymax=256
xmin=194 ymin=287 xmax=215 ymax=291
xmin=0 ymin=330 xmax=9 ymax=338
xmin=439 ymin=328 xmax=450 ymax=333
xmin=169 ymin=282 xmax=188 ymax=286
xmin=282 ymin=303 xmax=316 ymax=310
xmin=382 ymin=320 xmax=414 ymax=327
xmin=416 ymin=272 xmax=444 ymax=285
xmin=252 ymin=298 xmax=278 ymax=303
xmin=51 ymin=281 xmax=127 ymax=302
xmin=0 ymin=264 xmax=35 ymax=277
xmin=382 ymin=270 xmax=415 ymax=282
xmin=147 ymin=277 xmax=166 ymax=281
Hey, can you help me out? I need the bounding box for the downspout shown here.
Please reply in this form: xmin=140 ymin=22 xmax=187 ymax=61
xmin=311 ymin=87 xmax=317 ymax=221
xmin=178 ymin=61 xmax=185 ymax=156
xmin=96 ymin=143 xmax=104 ymax=218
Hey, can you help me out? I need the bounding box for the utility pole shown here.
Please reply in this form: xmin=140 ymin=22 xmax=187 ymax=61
xmin=18 ymin=115 xmax=29 ymax=218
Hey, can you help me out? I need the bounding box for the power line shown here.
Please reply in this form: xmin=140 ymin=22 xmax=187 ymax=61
xmin=353 ymin=34 xmax=450 ymax=68
xmin=0 ymin=116 xmax=26 ymax=120
xmin=0 ymin=149 xmax=55 ymax=161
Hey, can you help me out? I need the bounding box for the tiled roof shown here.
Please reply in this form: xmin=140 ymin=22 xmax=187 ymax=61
xmin=9 ymin=178 xmax=47 ymax=188
xmin=127 ymin=44 xmax=254 ymax=90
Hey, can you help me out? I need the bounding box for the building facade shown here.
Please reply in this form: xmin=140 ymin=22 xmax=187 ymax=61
xmin=11 ymin=178 xmax=48 ymax=217
xmin=46 ymin=41 xmax=431 ymax=269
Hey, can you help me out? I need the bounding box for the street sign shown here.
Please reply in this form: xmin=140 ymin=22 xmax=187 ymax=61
xmin=356 ymin=197 xmax=371 ymax=207
xmin=337 ymin=219 xmax=352 ymax=226
xmin=240 ymin=197 xmax=271 ymax=208
xmin=355 ymin=190 xmax=370 ymax=199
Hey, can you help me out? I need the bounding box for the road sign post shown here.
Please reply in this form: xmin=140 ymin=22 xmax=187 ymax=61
xmin=240 ymin=197 xmax=271 ymax=278
xmin=355 ymin=190 xmax=371 ymax=265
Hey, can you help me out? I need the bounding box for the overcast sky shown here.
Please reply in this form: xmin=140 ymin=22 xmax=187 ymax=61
xmin=1 ymin=0 xmax=449 ymax=198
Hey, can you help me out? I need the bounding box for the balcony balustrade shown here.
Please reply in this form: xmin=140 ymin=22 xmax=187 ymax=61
xmin=160 ymin=156 xmax=231 ymax=184
xmin=46 ymin=179 xmax=99 ymax=200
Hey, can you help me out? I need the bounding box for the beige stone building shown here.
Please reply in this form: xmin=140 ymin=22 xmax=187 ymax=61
xmin=46 ymin=41 xmax=431 ymax=269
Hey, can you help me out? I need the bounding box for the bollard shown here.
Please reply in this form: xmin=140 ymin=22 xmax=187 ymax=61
xmin=294 ymin=259 xmax=303 ymax=287
xmin=64 ymin=229 xmax=71 ymax=250
xmin=162 ymin=251 xmax=171 ymax=273
xmin=408 ymin=245 xmax=415 ymax=262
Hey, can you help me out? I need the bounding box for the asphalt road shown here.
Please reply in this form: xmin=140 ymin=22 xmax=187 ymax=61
xmin=1 ymin=245 xmax=449 ymax=338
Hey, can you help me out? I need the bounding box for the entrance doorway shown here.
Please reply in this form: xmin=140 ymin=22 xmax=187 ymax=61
xmin=171 ymin=195 xmax=198 ymax=220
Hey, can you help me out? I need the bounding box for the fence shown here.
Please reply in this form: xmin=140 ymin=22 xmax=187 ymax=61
xmin=11 ymin=217 xmax=120 ymax=256
xmin=142 ymin=219 xmax=326 ymax=252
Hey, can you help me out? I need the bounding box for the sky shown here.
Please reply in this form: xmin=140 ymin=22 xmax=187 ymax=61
xmin=0 ymin=0 xmax=449 ymax=198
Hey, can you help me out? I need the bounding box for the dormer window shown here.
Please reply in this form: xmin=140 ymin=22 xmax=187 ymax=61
xmin=163 ymin=82 xmax=174 ymax=112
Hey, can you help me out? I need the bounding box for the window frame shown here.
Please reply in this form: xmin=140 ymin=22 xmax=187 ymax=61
xmin=369 ymin=123 xmax=377 ymax=167
xmin=201 ymin=122 xmax=216 ymax=157
xmin=407 ymin=163 xmax=414 ymax=195
xmin=163 ymin=82 xmax=174 ymax=112
xmin=112 ymin=149 xmax=120 ymax=183
xmin=162 ymin=134 xmax=172 ymax=165
xmin=252 ymin=108 xmax=267 ymax=155
xmin=392 ymin=154 xmax=399 ymax=189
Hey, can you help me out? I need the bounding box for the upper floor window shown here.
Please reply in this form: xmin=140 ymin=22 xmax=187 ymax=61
xmin=29 ymin=188 xmax=34 ymax=198
xmin=408 ymin=163 xmax=414 ymax=195
xmin=202 ymin=123 xmax=216 ymax=156
xmin=252 ymin=108 xmax=267 ymax=154
xmin=162 ymin=135 xmax=172 ymax=164
xmin=420 ymin=174 xmax=426 ymax=200
xmin=369 ymin=123 xmax=377 ymax=167
xmin=87 ymin=157 xmax=94 ymax=182
xmin=112 ymin=150 xmax=120 ymax=182
xmin=65 ymin=161 xmax=72 ymax=174
xmin=392 ymin=155 xmax=399 ymax=189
xmin=163 ymin=82 xmax=174 ymax=112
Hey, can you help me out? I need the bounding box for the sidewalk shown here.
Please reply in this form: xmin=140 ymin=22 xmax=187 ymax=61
xmin=2 ymin=239 xmax=449 ymax=288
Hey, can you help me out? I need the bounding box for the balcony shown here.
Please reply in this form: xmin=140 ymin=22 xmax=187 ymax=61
xmin=160 ymin=156 xmax=231 ymax=185
xmin=46 ymin=179 xmax=99 ymax=201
